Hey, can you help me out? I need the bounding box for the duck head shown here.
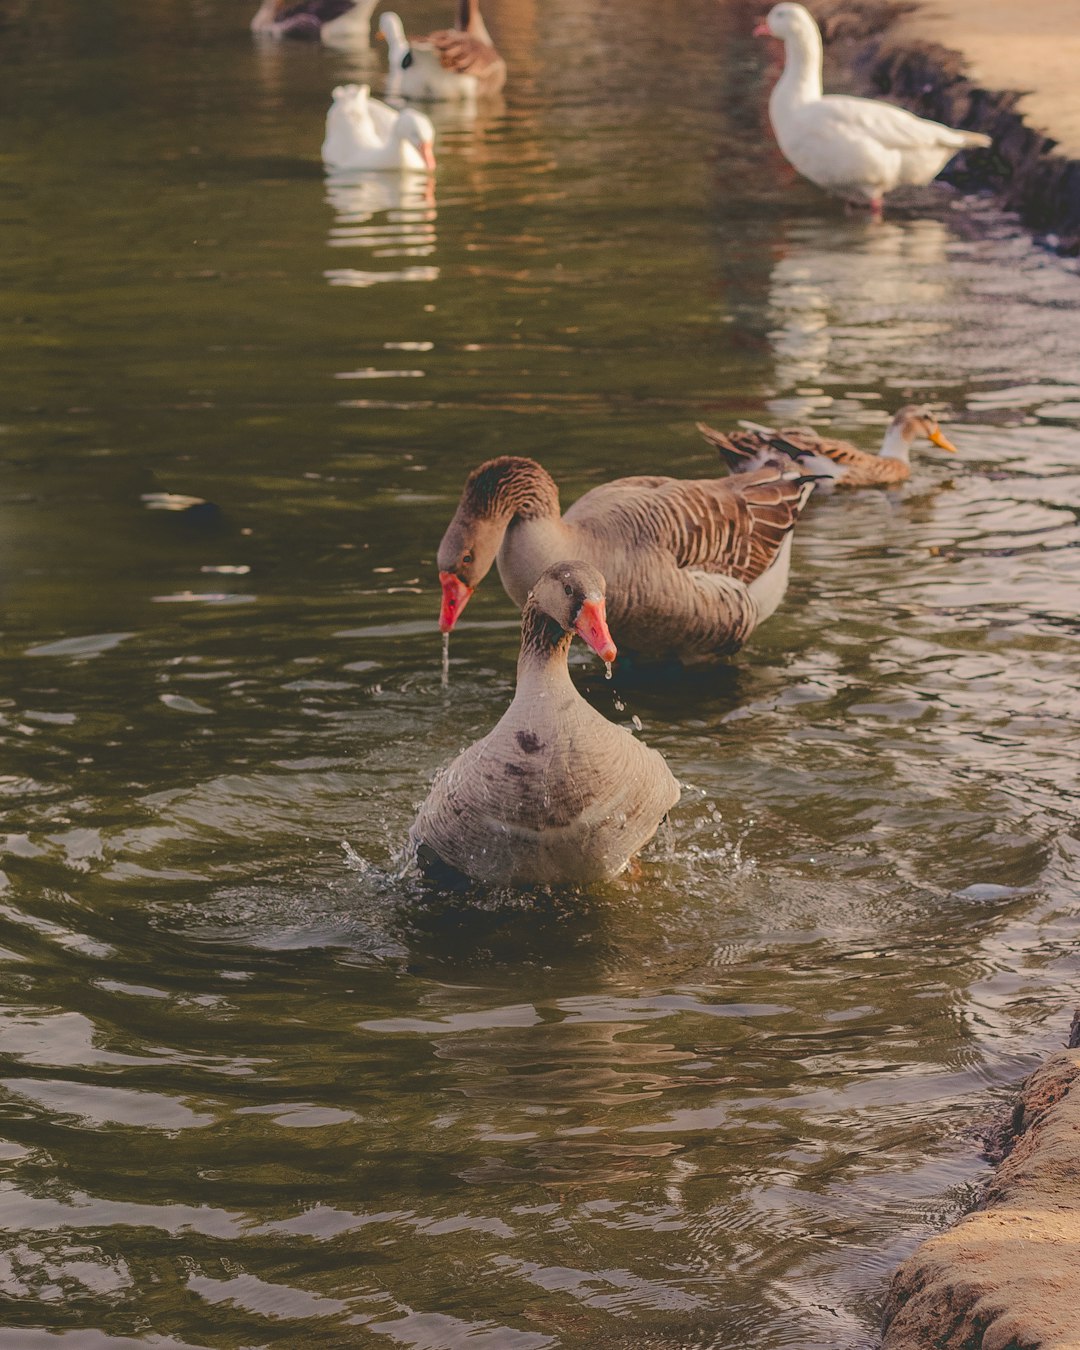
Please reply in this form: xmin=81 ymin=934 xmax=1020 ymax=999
xmin=883 ymin=405 xmax=957 ymax=460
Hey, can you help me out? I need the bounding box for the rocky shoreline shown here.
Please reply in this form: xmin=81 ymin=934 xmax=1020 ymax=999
xmin=811 ymin=0 xmax=1080 ymax=254
xmin=881 ymin=1040 xmax=1080 ymax=1348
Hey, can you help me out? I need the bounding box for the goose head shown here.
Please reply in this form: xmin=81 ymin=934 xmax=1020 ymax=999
xmin=377 ymin=11 xmax=409 ymax=62
xmin=753 ymin=2 xmax=818 ymax=41
xmin=886 ymin=405 xmax=958 ymax=457
xmin=437 ymin=457 xmax=560 ymax=633
xmin=526 ymin=561 xmax=617 ymax=665
xmin=395 ymin=108 xmax=437 ymax=170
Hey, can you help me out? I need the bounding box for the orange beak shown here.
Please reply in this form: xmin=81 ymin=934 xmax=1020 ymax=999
xmin=419 ymin=141 xmax=436 ymax=171
xmin=928 ymin=426 xmax=958 ymax=453
xmin=573 ymin=597 xmax=617 ymax=664
xmin=439 ymin=571 xmax=473 ymax=633
xmin=752 ymin=20 xmax=771 ymax=36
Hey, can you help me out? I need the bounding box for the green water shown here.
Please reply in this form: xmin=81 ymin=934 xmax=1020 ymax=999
xmin=2 ymin=1 xmax=1079 ymax=1346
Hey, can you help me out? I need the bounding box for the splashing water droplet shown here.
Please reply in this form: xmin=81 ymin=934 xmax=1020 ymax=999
xmin=441 ymin=632 xmax=450 ymax=688
xmin=631 ymin=714 xmax=642 ymax=731
xmin=604 ymin=661 xmax=612 ymax=680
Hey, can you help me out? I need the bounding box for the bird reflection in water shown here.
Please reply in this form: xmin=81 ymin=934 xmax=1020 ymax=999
xmin=766 ymin=217 xmax=954 ymax=426
xmin=323 ymin=170 xmax=438 ymax=288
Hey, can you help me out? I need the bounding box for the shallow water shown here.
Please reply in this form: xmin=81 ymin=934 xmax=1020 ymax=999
xmin=2 ymin=1 xmax=1079 ymax=1346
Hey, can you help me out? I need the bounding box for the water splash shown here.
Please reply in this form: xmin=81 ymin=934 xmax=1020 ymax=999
xmin=441 ymin=632 xmax=450 ymax=688
xmin=341 ymin=840 xmax=369 ymax=873
xmin=604 ymin=661 xmax=613 ymax=680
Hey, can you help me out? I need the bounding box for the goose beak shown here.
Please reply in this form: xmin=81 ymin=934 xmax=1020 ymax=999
xmin=752 ymin=20 xmax=771 ymax=36
xmin=574 ymin=597 xmax=617 ymax=664
xmin=439 ymin=571 xmax=473 ymax=632
xmin=928 ymin=426 xmax=958 ymax=453
xmin=419 ymin=140 xmax=436 ymax=171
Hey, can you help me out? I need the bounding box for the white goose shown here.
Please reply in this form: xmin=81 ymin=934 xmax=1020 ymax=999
xmin=321 ymin=85 xmax=436 ymax=173
xmin=755 ymin=2 xmax=991 ymax=214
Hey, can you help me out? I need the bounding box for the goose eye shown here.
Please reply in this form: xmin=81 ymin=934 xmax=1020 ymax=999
xmin=564 ymin=584 xmax=573 ymax=597
xmin=462 ymin=551 xmax=474 ymax=566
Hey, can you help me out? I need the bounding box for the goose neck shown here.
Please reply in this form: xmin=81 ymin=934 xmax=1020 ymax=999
xmin=776 ymin=20 xmax=823 ymax=107
xmin=516 ymin=604 xmax=575 ymax=689
xmin=879 ymin=422 xmax=912 ymax=461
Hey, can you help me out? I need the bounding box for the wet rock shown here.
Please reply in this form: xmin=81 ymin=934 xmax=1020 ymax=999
xmin=881 ymin=1046 xmax=1080 ymax=1348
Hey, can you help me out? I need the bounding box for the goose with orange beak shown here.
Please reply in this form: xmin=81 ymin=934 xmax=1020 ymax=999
xmin=435 ymin=451 xmax=817 ymax=667
xmin=699 ymin=404 xmax=958 ymax=488
xmin=411 ymin=561 xmax=678 ymax=886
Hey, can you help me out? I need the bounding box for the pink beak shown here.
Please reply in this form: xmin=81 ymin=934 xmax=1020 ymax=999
xmin=573 ymin=597 xmax=617 ymax=664
xmin=752 ymin=20 xmax=771 ymax=36
xmin=419 ymin=141 xmax=436 ymax=171
xmin=439 ymin=571 xmax=473 ymax=633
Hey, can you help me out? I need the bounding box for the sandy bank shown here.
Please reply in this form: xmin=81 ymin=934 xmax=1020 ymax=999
xmin=896 ymin=0 xmax=1080 ymax=158
xmin=881 ymin=1047 xmax=1080 ymax=1349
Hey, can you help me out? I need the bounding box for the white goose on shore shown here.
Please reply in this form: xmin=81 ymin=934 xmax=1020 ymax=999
xmin=755 ymin=2 xmax=991 ymax=214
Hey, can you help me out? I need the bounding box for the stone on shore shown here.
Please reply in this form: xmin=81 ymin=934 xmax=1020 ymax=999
xmin=882 ymin=1049 xmax=1080 ymax=1349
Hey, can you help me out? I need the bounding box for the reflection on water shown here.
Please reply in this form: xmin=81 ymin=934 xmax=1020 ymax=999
xmin=1 ymin=0 xmax=1079 ymax=1347
xmin=323 ymin=171 xmax=439 ymax=289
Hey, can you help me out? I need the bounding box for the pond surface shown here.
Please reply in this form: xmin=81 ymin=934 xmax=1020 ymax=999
xmin=2 ymin=1 xmax=1079 ymax=1346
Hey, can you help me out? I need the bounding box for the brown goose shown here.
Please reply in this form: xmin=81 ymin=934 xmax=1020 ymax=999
xmin=437 ymin=457 xmax=816 ymax=666
xmin=380 ymin=1 xmax=506 ymax=102
xmin=411 ymin=561 xmax=679 ymax=886
xmin=698 ymin=405 xmax=957 ymax=488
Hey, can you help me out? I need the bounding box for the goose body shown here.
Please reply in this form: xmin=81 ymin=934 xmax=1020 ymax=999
xmin=411 ymin=562 xmax=679 ymax=886
xmin=322 ymin=85 xmax=436 ymax=173
xmin=699 ymin=406 xmax=957 ymax=488
xmin=251 ymin=0 xmax=376 ymax=44
xmin=380 ymin=0 xmax=506 ymax=102
xmin=437 ymin=456 xmax=816 ymax=666
xmin=756 ymin=2 xmax=991 ymax=212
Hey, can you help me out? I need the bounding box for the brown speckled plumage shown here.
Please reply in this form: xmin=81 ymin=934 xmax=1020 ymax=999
xmin=699 ymin=405 xmax=956 ymax=488
xmin=411 ymin=562 xmax=679 ymax=885
xmin=415 ymin=0 xmax=505 ymax=90
xmin=437 ymin=455 xmax=815 ymax=665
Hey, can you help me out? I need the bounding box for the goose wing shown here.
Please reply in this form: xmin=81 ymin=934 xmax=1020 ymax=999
xmin=568 ymin=464 xmax=814 ymax=587
xmin=696 ymin=421 xmax=798 ymax=475
xmin=815 ymin=95 xmax=986 ymax=152
xmin=415 ymin=26 xmax=501 ymax=77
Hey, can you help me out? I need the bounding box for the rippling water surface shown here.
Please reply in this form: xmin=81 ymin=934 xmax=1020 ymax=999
xmin=2 ymin=1 xmax=1079 ymax=1345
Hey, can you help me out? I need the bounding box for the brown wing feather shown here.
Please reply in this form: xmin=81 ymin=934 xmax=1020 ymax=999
xmin=567 ymin=465 xmax=814 ymax=587
xmin=696 ymin=422 xmax=796 ymax=474
xmin=699 ymin=421 xmax=907 ymax=487
xmin=424 ymin=28 xmax=500 ymax=75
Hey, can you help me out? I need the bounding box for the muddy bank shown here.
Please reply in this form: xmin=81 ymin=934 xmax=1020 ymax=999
xmin=881 ymin=1045 xmax=1080 ymax=1348
xmin=809 ymin=0 xmax=1080 ymax=254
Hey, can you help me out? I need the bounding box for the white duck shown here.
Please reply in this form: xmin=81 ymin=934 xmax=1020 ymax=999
xmin=251 ymin=0 xmax=376 ymax=45
xmin=410 ymin=561 xmax=679 ymax=886
xmin=379 ymin=0 xmax=506 ymax=102
xmin=321 ymin=85 xmax=436 ymax=173
xmin=755 ymin=2 xmax=991 ymax=214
